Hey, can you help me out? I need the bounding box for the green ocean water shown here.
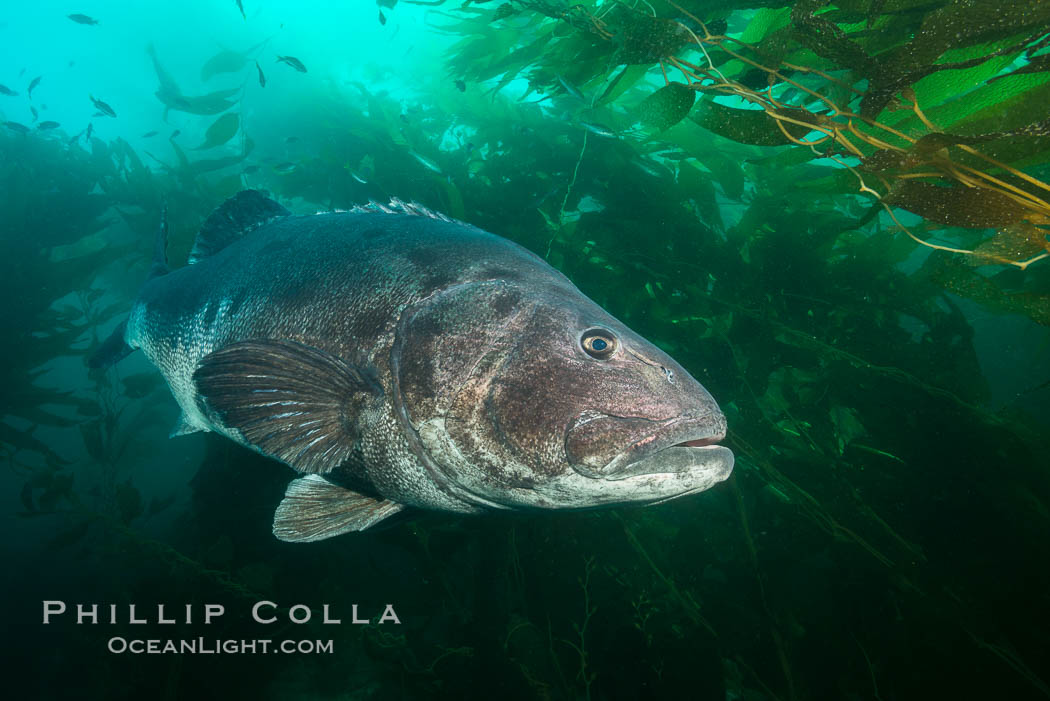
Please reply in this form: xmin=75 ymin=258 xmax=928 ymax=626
xmin=3 ymin=1 xmax=1050 ymax=699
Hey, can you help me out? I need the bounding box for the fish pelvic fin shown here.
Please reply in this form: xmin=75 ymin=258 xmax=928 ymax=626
xmin=169 ymin=411 xmax=206 ymax=438
xmin=189 ymin=190 xmax=290 ymax=264
xmin=273 ymin=475 xmax=404 ymax=542
xmin=88 ymin=319 xmax=133 ymax=369
xmin=192 ymin=339 xmax=383 ymax=474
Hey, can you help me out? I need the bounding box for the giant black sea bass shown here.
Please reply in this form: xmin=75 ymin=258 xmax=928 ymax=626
xmin=92 ymin=191 xmax=734 ymax=542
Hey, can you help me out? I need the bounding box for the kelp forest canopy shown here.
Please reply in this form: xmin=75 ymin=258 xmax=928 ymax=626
xmin=446 ymin=0 xmax=1050 ymax=321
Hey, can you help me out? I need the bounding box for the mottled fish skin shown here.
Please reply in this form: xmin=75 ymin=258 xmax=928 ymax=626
xmin=124 ymin=193 xmax=732 ymax=530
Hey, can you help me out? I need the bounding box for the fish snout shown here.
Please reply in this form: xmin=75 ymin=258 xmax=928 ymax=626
xmin=597 ymin=411 xmax=729 ymax=480
xmin=565 ymin=410 xmax=728 ymax=478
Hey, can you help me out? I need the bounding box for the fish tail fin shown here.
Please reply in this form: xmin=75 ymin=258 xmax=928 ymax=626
xmin=89 ymin=206 xmax=168 ymax=369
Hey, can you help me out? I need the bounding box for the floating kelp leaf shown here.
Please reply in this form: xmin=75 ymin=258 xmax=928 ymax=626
xmin=79 ymin=419 xmax=105 ymax=461
xmin=836 ymin=227 xmax=921 ymax=267
xmin=884 ymin=181 xmax=1029 ymax=229
xmin=946 ymin=72 xmax=1050 ymax=136
xmin=925 ymin=256 xmax=1050 ymax=326
xmin=910 ymin=40 xmax=1020 ymax=112
xmin=866 ymin=3 xmax=1050 ymax=117
xmin=614 ymin=12 xmax=690 ymax=64
xmin=761 ymin=366 xmax=823 ymax=419
xmin=970 ymin=222 xmax=1050 ymax=264
xmin=830 ymin=406 xmax=867 ymax=455
xmin=989 ymin=52 xmax=1050 ymax=85
xmin=597 ymin=64 xmax=648 ymax=106
xmin=737 ymin=7 xmax=791 ymax=44
xmin=636 ymin=83 xmax=695 ymax=132
xmin=792 ymin=7 xmax=874 ymax=76
xmin=677 ymin=161 xmax=723 ymax=230
xmin=705 ymin=150 xmax=746 ymax=200
xmin=492 ymin=3 xmax=516 ymax=21
xmin=690 ymin=99 xmax=823 ymax=146
xmin=479 ymin=30 xmax=553 ymax=84
xmin=706 ymin=18 xmax=727 ymax=35
xmin=194 ymin=112 xmax=239 ymax=150
xmin=865 ymin=122 xmax=1050 ymax=173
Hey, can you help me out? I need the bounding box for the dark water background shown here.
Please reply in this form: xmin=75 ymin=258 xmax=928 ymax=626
xmin=3 ymin=1 xmax=1050 ymax=699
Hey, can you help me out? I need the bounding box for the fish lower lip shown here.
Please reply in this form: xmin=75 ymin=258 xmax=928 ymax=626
xmin=600 ymin=415 xmax=729 ymax=479
xmin=605 ymin=444 xmax=734 ymax=481
xmin=676 ymin=437 xmax=719 ymax=448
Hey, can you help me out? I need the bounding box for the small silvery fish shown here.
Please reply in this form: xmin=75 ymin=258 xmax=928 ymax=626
xmin=68 ymin=13 xmax=99 ymax=25
xmin=37 ymin=121 xmax=60 ymax=130
xmin=4 ymin=121 xmax=29 ymax=133
xmin=556 ymin=74 xmax=584 ymax=101
xmin=580 ymin=121 xmax=618 ymax=138
xmin=0 ymin=84 xmax=17 ymax=96
xmin=276 ymin=55 xmax=307 ymax=73
xmin=256 ymin=61 xmax=266 ymax=88
xmin=409 ymin=151 xmax=442 ymax=173
xmin=273 ymin=162 xmax=297 ymax=173
xmin=91 ymin=191 xmax=733 ymax=542
xmin=142 ymin=130 xmax=159 ymax=138
xmin=90 ymin=95 xmax=116 ymax=118
xmin=27 ymin=76 xmax=41 ymax=99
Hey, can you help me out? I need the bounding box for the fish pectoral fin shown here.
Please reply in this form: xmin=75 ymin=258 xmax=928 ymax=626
xmin=193 ymin=339 xmax=382 ymax=474
xmin=273 ymin=475 xmax=404 ymax=542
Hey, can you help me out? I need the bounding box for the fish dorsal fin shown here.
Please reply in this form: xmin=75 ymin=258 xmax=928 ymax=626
xmin=273 ymin=475 xmax=405 ymax=542
xmin=349 ymin=197 xmax=457 ymax=223
xmin=189 ymin=189 xmax=290 ymax=263
xmin=192 ymin=339 xmax=382 ymax=473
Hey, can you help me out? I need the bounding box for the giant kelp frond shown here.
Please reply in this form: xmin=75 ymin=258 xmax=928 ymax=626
xmin=444 ymin=0 xmax=1050 ymax=317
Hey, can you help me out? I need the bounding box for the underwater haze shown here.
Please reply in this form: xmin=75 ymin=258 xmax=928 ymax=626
xmin=3 ymin=0 xmax=1050 ymax=699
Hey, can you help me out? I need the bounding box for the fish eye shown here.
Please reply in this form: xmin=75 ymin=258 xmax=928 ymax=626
xmin=580 ymin=328 xmax=617 ymax=359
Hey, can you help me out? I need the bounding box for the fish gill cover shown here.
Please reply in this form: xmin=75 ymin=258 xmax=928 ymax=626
xmin=1 ymin=0 xmax=1049 ymax=699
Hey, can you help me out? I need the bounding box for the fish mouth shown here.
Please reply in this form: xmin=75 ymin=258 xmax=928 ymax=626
xmin=598 ymin=413 xmax=733 ymax=482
